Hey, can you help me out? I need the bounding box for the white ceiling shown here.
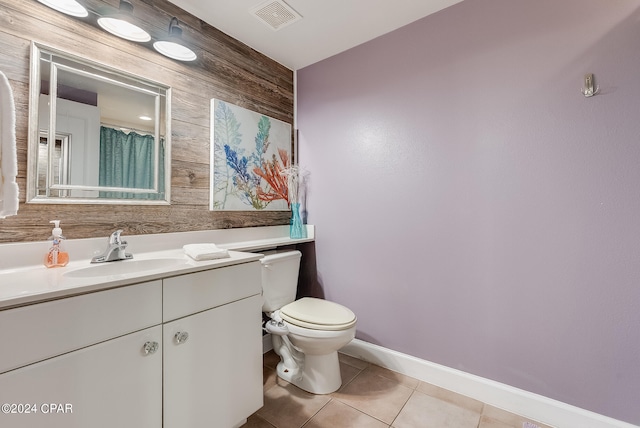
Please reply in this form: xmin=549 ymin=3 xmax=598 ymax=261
xmin=167 ymin=0 xmax=464 ymax=70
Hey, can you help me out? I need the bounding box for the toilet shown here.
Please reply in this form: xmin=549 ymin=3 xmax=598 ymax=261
xmin=261 ymin=250 xmax=357 ymax=394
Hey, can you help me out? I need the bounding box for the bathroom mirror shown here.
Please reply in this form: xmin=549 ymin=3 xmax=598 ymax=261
xmin=27 ymin=42 xmax=171 ymax=204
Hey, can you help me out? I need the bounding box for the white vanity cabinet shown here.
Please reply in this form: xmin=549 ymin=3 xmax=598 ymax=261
xmin=0 ymin=258 xmax=263 ymax=428
xmin=0 ymin=281 xmax=164 ymax=428
xmin=163 ymin=261 xmax=263 ymax=428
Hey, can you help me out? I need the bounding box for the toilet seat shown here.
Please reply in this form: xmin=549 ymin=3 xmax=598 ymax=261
xmin=280 ymin=297 xmax=357 ymax=331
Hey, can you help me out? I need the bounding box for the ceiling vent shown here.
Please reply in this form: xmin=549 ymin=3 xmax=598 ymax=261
xmin=250 ymin=0 xmax=302 ymax=31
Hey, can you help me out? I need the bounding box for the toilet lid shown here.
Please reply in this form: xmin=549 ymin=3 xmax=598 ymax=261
xmin=280 ymin=297 xmax=357 ymax=331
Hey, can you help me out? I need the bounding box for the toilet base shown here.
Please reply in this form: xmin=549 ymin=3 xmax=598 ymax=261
xmin=279 ymin=351 xmax=342 ymax=395
xmin=268 ymin=313 xmax=356 ymax=395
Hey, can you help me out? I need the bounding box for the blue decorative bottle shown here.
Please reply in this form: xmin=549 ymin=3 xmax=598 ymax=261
xmin=290 ymin=203 xmax=306 ymax=239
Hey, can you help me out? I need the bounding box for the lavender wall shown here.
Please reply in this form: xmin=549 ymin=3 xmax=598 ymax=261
xmin=297 ymin=0 xmax=640 ymax=424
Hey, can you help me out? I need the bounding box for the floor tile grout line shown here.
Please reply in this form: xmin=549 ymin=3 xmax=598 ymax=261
xmin=366 ymin=364 xmax=422 ymax=391
xmin=254 ymin=413 xmax=278 ymax=428
xmin=475 ymin=403 xmax=490 ymax=428
xmin=301 ymin=397 xmax=335 ymax=428
xmin=387 ymin=387 xmax=418 ymax=428
xmin=331 ymin=367 xmax=415 ymax=427
xmin=330 ymin=396 xmax=394 ymax=427
xmin=338 ymin=354 xmax=371 ymax=370
xmin=326 ymin=363 xmax=367 ymax=397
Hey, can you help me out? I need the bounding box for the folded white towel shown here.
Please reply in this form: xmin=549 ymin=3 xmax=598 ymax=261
xmin=0 ymin=70 xmax=19 ymax=219
xmin=183 ymin=243 xmax=230 ymax=261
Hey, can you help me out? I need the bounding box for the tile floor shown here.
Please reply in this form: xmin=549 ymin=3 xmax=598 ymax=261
xmin=242 ymin=351 xmax=554 ymax=428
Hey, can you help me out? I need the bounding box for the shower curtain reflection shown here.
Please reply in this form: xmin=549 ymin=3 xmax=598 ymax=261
xmin=98 ymin=126 xmax=165 ymax=199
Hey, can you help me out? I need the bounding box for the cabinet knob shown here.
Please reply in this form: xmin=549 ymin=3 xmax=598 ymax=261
xmin=142 ymin=341 xmax=159 ymax=355
xmin=174 ymin=331 xmax=189 ymax=344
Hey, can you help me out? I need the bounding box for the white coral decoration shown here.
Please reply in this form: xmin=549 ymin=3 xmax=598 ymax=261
xmin=281 ymin=165 xmax=308 ymax=205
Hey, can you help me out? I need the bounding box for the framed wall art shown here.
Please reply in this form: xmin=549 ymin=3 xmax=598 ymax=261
xmin=210 ymin=99 xmax=292 ymax=211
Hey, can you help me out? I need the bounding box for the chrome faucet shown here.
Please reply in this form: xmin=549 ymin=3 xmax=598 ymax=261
xmin=91 ymin=230 xmax=133 ymax=263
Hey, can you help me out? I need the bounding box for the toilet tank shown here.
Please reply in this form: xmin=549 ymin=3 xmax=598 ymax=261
xmin=261 ymin=250 xmax=302 ymax=313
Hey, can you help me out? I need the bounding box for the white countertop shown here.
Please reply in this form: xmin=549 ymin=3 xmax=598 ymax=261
xmin=0 ymin=225 xmax=314 ymax=310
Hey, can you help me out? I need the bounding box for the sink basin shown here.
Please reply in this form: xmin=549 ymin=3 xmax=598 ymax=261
xmin=64 ymin=258 xmax=188 ymax=278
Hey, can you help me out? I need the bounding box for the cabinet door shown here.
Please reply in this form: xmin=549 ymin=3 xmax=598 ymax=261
xmin=0 ymin=326 xmax=162 ymax=428
xmin=164 ymin=295 xmax=263 ymax=428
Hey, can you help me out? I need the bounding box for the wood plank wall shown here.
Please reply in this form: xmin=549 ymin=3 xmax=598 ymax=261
xmin=0 ymin=0 xmax=293 ymax=243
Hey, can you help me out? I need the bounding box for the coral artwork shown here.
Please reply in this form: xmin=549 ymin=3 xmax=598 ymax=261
xmin=210 ymin=99 xmax=292 ymax=211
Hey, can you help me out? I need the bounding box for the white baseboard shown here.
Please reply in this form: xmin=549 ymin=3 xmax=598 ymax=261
xmin=341 ymin=339 xmax=638 ymax=428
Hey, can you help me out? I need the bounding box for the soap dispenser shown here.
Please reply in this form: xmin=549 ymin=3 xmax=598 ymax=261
xmin=44 ymin=220 xmax=69 ymax=268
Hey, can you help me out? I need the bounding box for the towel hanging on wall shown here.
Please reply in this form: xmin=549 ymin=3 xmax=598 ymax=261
xmin=0 ymin=70 xmax=19 ymax=219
